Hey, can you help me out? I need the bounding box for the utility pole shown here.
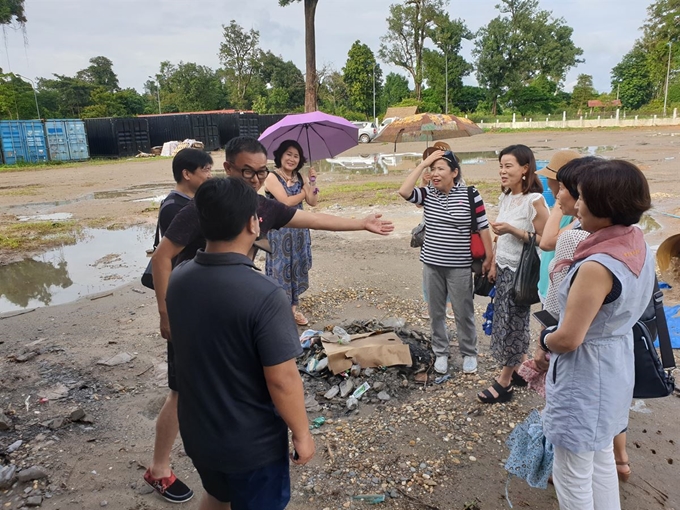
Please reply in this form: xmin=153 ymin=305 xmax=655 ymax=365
xmin=445 ymin=50 xmax=449 ymax=115
xmin=16 ymin=74 xmax=41 ymax=120
xmin=156 ymin=81 xmax=162 ymax=114
xmin=664 ymin=42 xmax=672 ymax=117
xmin=372 ymin=61 xmax=376 ymax=123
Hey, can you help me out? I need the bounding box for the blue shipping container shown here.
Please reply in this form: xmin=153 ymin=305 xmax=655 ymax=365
xmin=0 ymin=120 xmax=48 ymax=164
xmin=45 ymin=119 xmax=90 ymax=161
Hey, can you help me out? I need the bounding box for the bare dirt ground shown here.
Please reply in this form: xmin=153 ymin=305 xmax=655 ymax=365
xmin=1 ymin=127 xmax=680 ymax=510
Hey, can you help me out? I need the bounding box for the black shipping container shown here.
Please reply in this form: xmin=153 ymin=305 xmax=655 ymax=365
xmin=84 ymin=118 xmax=151 ymax=158
xmin=144 ymin=114 xmax=222 ymax=151
xmin=216 ymin=113 xmax=240 ymax=147
xmin=258 ymin=114 xmax=286 ymax=136
xmin=238 ymin=113 xmax=260 ymax=138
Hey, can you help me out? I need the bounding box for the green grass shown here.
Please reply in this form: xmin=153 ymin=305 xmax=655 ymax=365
xmin=318 ymin=181 xmax=402 ymax=207
xmin=0 ymin=220 xmax=81 ymax=251
xmin=0 ymin=156 xmax=171 ymax=173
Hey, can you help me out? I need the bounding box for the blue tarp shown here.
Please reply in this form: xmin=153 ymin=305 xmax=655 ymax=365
xmin=661 ymin=305 xmax=680 ymax=349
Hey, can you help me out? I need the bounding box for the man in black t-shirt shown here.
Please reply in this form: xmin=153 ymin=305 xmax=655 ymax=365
xmin=143 ymin=148 xmax=213 ymax=504
xmin=152 ymin=136 xmax=394 ymax=340
xmin=167 ymin=177 xmax=314 ymax=509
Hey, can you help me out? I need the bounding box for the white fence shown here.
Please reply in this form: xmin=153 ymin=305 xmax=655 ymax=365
xmin=479 ymin=109 xmax=680 ymax=130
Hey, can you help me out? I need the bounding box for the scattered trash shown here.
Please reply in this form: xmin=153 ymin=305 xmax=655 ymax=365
xmin=332 ymin=326 xmax=351 ymax=344
xmin=350 ymin=364 xmax=362 ymax=377
xmin=6 ymin=440 xmax=22 ymax=453
xmin=352 ymin=493 xmax=386 ymax=504
xmin=300 ymin=329 xmax=323 ymax=349
xmin=38 ymin=383 xmax=69 ymax=401
xmin=38 ymin=397 xmax=49 ymax=404
xmin=630 ymin=400 xmax=652 ymax=414
xmin=434 ymin=374 xmax=452 ymax=385
xmin=97 ymin=352 xmax=136 ymax=366
xmin=309 ymin=417 xmax=326 ymax=429
xmin=382 ymin=317 xmax=406 ymax=329
xmin=131 ymin=288 xmax=145 ymax=294
xmin=346 ymin=396 xmax=359 ymax=411
xmin=340 ymin=378 xmax=355 ymax=398
xmin=352 ymin=382 xmax=371 ymax=400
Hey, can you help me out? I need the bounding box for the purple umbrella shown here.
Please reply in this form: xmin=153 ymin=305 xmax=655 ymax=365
xmin=258 ymin=112 xmax=358 ymax=161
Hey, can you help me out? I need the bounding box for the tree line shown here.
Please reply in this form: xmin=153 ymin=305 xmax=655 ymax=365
xmin=0 ymin=0 xmax=675 ymax=121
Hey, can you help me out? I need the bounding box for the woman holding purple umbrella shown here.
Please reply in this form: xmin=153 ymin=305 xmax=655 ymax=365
xmin=264 ymin=140 xmax=318 ymax=326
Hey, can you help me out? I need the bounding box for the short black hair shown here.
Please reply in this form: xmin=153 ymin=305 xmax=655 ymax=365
xmin=224 ymin=136 xmax=267 ymax=163
xmin=194 ymin=177 xmax=258 ymax=242
xmin=273 ymin=140 xmax=307 ymax=173
xmin=171 ymin=148 xmax=213 ymax=183
xmin=499 ymin=144 xmax=543 ymax=195
xmin=556 ymin=156 xmax=601 ymax=199
xmin=578 ymin=159 xmax=651 ymax=226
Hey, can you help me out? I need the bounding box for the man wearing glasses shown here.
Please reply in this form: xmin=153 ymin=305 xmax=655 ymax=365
xmin=144 ymin=136 xmax=393 ymax=502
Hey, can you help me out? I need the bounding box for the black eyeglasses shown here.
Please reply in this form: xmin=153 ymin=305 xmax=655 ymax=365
xmin=236 ymin=167 xmax=269 ymax=180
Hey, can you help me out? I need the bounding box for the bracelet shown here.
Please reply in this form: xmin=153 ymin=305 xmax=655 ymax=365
xmin=539 ymin=326 xmax=556 ymax=352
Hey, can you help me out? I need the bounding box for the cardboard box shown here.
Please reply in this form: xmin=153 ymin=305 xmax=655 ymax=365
xmin=322 ymin=331 xmax=413 ymax=375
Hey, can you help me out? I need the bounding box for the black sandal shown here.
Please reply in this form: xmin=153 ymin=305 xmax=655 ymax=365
xmin=512 ymin=371 xmax=528 ymax=387
xmin=478 ymin=380 xmax=514 ymax=404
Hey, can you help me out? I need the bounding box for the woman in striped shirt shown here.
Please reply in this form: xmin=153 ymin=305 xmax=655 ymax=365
xmin=399 ymin=148 xmax=493 ymax=375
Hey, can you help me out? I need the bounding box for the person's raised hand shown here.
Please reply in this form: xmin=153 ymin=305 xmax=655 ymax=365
xmin=363 ymin=213 xmax=394 ymax=235
xmin=423 ymin=149 xmax=446 ymax=166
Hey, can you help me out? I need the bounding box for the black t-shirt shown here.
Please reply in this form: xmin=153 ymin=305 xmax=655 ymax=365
xmin=164 ymin=195 xmax=297 ymax=264
xmin=158 ymin=190 xmax=191 ymax=238
xmin=166 ymin=251 xmax=303 ymax=472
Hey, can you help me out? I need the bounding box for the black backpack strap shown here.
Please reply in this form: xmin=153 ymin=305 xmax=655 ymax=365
xmin=653 ymin=277 xmax=676 ymax=369
xmin=152 ymin=192 xmax=187 ymax=250
xmin=467 ymin=186 xmax=479 ymax=233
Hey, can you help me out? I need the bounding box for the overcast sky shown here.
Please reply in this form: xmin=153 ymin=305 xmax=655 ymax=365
xmin=2 ymin=0 xmax=649 ymax=95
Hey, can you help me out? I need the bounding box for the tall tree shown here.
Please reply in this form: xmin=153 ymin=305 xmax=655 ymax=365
xmin=153 ymin=61 xmax=225 ymax=113
xmin=0 ymin=0 xmax=26 ymax=25
xmin=342 ymin=41 xmax=382 ymax=118
xmin=423 ymin=14 xmax=473 ymax=112
xmin=257 ymin=51 xmax=305 ymax=110
xmin=381 ymin=72 xmax=410 ymax=111
xmin=611 ymin=44 xmax=654 ymax=109
xmin=318 ymin=69 xmax=349 ymax=114
xmin=380 ymin=0 xmax=447 ymax=100
xmin=640 ymin=0 xmax=680 ymax=97
xmin=219 ymin=20 xmax=261 ymax=109
xmin=76 ymin=56 xmax=119 ymax=93
xmin=473 ymin=0 xmax=583 ymax=114
xmin=279 ymin=0 xmax=320 ymax=112
xmin=571 ymin=74 xmax=596 ymax=111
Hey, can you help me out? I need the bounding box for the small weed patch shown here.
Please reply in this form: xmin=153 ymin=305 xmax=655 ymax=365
xmin=0 ymin=220 xmax=80 ymax=253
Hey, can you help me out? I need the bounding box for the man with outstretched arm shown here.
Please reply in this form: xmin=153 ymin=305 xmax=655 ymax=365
xmin=166 ymin=177 xmax=313 ymax=509
xmin=147 ymin=136 xmax=392 ymax=499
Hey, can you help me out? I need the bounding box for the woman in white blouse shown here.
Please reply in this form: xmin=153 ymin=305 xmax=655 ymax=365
xmin=478 ymin=144 xmax=549 ymax=403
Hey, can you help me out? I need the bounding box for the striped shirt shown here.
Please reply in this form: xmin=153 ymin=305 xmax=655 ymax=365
xmin=408 ymin=183 xmax=489 ymax=268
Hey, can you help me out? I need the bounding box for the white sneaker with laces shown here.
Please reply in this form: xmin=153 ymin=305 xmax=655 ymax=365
xmin=463 ymin=356 xmax=478 ymax=374
xmin=434 ymin=356 xmax=448 ymax=374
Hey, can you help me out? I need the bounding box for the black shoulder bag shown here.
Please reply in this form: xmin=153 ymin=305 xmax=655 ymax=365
xmin=633 ymin=278 xmax=676 ymax=398
xmin=141 ymin=194 xmax=187 ymax=290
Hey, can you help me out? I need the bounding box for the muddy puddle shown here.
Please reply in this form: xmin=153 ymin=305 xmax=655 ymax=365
xmin=319 ymin=150 xmax=499 ymax=174
xmin=0 ymin=225 xmax=153 ymax=314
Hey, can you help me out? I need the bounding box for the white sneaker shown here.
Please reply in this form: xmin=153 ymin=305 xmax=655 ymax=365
xmin=434 ymin=356 xmax=448 ymax=374
xmin=462 ymin=356 xmax=478 ymax=374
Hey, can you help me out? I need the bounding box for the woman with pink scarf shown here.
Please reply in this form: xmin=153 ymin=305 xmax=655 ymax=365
xmin=533 ymin=160 xmax=654 ymax=510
